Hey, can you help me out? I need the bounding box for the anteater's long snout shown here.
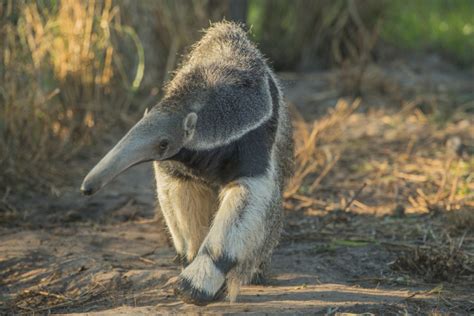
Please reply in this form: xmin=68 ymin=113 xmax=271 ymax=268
xmin=80 ymin=115 xmax=157 ymax=196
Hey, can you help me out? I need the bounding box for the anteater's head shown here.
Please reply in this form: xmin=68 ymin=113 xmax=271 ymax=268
xmin=80 ymin=108 xmax=197 ymax=195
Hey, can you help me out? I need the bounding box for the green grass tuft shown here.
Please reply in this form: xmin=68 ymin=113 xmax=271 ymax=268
xmin=381 ymin=0 xmax=474 ymax=65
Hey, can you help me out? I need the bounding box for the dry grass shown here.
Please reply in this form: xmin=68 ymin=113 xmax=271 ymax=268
xmin=0 ymin=0 xmax=142 ymax=195
xmin=285 ymin=98 xmax=474 ymax=216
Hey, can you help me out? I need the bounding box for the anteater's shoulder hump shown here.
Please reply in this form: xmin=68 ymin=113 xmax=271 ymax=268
xmin=188 ymin=21 xmax=265 ymax=70
xmin=200 ymin=21 xmax=249 ymax=44
xmin=165 ymin=22 xmax=267 ymax=99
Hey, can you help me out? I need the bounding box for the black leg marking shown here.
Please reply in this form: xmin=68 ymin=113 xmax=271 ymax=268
xmin=213 ymin=281 xmax=228 ymax=301
xmin=174 ymin=277 xmax=227 ymax=306
xmin=203 ymin=246 xmax=237 ymax=275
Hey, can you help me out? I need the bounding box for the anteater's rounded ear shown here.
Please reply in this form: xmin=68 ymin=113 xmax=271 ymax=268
xmin=184 ymin=112 xmax=197 ymax=136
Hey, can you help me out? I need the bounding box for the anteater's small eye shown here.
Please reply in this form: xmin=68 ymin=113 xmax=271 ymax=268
xmin=159 ymin=140 xmax=169 ymax=151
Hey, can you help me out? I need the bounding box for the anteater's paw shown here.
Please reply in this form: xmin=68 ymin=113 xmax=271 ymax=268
xmin=174 ymin=277 xmax=227 ymax=306
xmin=174 ymin=254 xmax=227 ymax=305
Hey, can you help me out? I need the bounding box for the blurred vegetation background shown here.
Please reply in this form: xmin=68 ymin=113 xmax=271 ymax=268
xmin=0 ymin=0 xmax=473 ymax=196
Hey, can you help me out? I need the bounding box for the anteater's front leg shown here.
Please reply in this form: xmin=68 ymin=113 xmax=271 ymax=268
xmin=174 ymin=169 xmax=278 ymax=305
xmin=154 ymin=164 xmax=218 ymax=265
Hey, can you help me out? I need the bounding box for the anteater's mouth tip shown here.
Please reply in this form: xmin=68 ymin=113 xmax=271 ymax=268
xmin=80 ymin=185 xmax=94 ymax=196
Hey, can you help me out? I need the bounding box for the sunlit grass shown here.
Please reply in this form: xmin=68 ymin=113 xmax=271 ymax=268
xmin=0 ymin=0 xmax=142 ymax=194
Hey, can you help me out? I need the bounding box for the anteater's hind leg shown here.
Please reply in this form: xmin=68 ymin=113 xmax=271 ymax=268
xmin=248 ymin=230 xmax=279 ymax=286
xmin=246 ymin=200 xmax=283 ymax=287
xmin=249 ymin=262 xmax=268 ymax=285
xmin=154 ymin=164 xmax=217 ymax=265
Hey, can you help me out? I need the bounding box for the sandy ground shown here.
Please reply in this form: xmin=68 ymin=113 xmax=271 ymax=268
xmin=1 ymin=57 xmax=473 ymax=315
